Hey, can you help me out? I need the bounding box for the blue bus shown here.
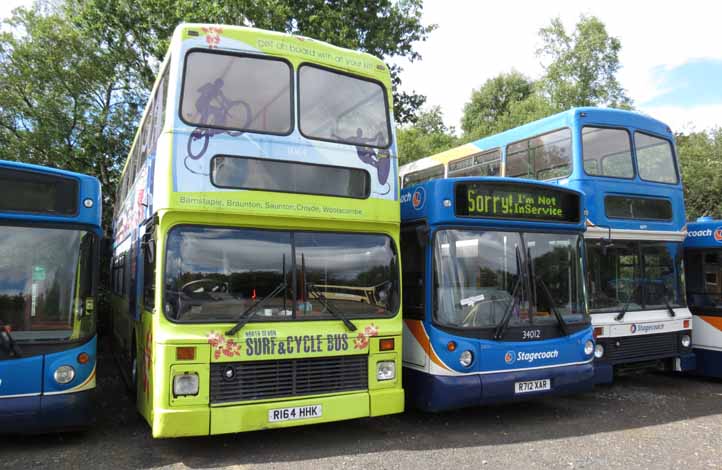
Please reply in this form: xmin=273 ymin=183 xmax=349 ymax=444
xmin=0 ymin=160 xmax=101 ymax=432
xmin=400 ymin=177 xmax=594 ymax=411
xmin=400 ymin=108 xmax=694 ymax=384
xmin=684 ymin=217 xmax=722 ymax=377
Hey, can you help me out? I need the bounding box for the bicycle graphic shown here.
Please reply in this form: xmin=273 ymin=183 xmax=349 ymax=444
xmin=185 ymin=78 xmax=253 ymax=167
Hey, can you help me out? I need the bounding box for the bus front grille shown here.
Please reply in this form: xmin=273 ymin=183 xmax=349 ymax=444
xmin=601 ymin=332 xmax=681 ymax=364
xmin=210 ymin=355 xmax=368 ymax=404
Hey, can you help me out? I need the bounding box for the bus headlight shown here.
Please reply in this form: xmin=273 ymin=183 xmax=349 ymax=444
xmin=460 ymin=350 xmax=473 ymax=367
xmin=53 ymin=365 xmax=75 ymax=384
xmin=681 ymin=334 xmax=691 ymax=348
xmin=376 ymin=361 xmax=396 ymax=381
xmin=173 ymin=372 xmax=199 ymax=396
xmin=584 ymin=340 xmax=594 ymax=356
xmin=594 ymin=344 xmax=605 ymax=359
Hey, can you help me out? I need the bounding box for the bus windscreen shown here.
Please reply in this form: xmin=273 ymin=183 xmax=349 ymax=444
xmin=0 ymin=168 xmax=78 ymax=215
xmin=454 ymin=182 xmax=580 ymax=223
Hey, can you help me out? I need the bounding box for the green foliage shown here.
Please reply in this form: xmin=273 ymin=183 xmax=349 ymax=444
xmin=65 ymin=0 xmax=435 ymax=123
xmin=0 ymin=7 xmax=144 ymax=229
xmin=397 ymin=106 xmax=458 ymax=165
xmin=677 ymin=129 xmax=722 ymax=219
xmin=460 ymin=15 xmax=631 ymax=142
xmin=537 ymin=15 xmax=632 ymax=110
xmin=460 ymin=71 xmax=534 ymax=139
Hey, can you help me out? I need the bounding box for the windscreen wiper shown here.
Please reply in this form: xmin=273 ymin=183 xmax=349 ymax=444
xmin=0 ymin=321 xmax=22 ymax=357
xmin=307 ymin=284 xmax=357 ymax=332
xmin=535 ymin=276 xmax=569 ymax=336
xmin=226 ymin=281 xmax=287 ymax=335
xmin=493 ymin=278 xmax=523 ymax=340
xmin=663 ymin=297 xmax=676 ymax=317
xmin=615 ymin=279 xmax=639 ymax=321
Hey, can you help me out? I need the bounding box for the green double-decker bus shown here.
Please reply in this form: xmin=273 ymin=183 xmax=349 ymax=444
xmin=110 ymin=24 xmax=403 ymax=437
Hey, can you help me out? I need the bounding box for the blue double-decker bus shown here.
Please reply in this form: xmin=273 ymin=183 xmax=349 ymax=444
xmin=684 ymin=217 xmax=722 ymax=377
xmin=400 ymin=107 xmax=694 ymax=384
xmin=400 ymin=177 xmax=594 ymax=411
xmin=0 ymin=160 xmax=101 ymax=432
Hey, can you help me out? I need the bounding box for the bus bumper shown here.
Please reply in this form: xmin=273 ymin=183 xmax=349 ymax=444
xmin=151 ymin=388 xmax=404 ymax=438
xmin=404 ymin=362 xmax=594 ymax=412
xmin=0 ymin=389 xmax=95 ymax=434
xmin=693 ymin=348 xmax=722 ymax=378
xmin=593 ymin=351 xmax=697 ymax=384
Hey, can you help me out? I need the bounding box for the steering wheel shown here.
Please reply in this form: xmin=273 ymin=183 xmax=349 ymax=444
xmin=181 ymin=279 xmax=228 ymax=296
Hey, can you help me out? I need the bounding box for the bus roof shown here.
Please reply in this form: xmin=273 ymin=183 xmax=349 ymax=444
xmin=171 ymin=23 xmax=389 ymax=82
xmin=0 ymin=160 xmax=102 ymax=229
xmin=401 ymin=177 xmax=585 ymax=232
xmin=400 ymin=107 xmax=674 ymax=178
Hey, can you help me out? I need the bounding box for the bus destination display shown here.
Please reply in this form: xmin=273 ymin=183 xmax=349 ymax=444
xmin=0 ymin=168 xmax=78 ymax=216
xmin=455 ymin=182 xmax=580 ymax=223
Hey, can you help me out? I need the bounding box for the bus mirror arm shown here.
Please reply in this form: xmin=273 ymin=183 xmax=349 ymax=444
xmin=599 ymin=225 xmax=614 ymax=255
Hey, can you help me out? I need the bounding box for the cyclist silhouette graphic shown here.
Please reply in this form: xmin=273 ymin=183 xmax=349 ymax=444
xmin=195 ymin=78 xmax=230 ymax=125
xmin=185 ymin=78 xmax=251 ymax=171
xmin=332 ymin=128 xmax=391 ymax=192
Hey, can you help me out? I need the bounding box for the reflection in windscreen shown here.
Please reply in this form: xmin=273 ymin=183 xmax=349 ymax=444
xmin=635 ymin=132 xmax=678 ymax=184
xmin=587 ymin=240 xmax=684 ymax=313
xmin=433 ymin=229 xmax=586 ymax=329
xmin=582 ymin=127 xmax=634 ymax=178
xmin=164 ymin=226 xmax=399 ymax=323
xmin=0 ymin=227 xmax=93 ymax=341
xmin=299 ymin=65 xmax=390 ymax=147
xmin=181 ymin=51 xmax=292 ymax=134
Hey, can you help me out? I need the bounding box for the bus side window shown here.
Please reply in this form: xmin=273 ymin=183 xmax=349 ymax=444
xmin=401 ymin=225 xmax=426 ymax=320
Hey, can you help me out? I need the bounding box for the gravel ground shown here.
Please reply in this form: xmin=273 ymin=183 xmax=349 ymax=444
xmin=2 ymin=342 xmax=722 ymax=470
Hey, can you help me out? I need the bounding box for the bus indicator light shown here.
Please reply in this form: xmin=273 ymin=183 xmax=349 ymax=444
xmin=683 ymin=319 xmax=690 ymax=329
xmin=176 ymin=347 xmax=196 ymax=361
xmin=379 ymin=338 xmax=395 ymax=351
xmin=77 ymin=352 xmax=90 ymax=365
xmin=447 ymin=341 xmax=457 ymax=352
xmin=593 ymin=327 xmax=603 ymax=338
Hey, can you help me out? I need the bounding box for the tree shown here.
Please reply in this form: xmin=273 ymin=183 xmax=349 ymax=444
xmin=677 ymin=129 xmax=722 ymax=219
xmin=537 ymin=15 xmax=632 ymax=110
xmin=0 ymin=7 xmax=145 ymax=229
xmin=397 ymin=106 xmax=458 ymax=165
xmin=66 ymin=0 xmax=435 ymax=123
xmin=460 ymin=71 xmax=534 ymax=139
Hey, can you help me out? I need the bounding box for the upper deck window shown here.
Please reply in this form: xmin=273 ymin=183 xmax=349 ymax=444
xmin=299 ymin=64 xmax=390 ymax=148
xmin=505 ymin=128 xmax=572 ymax=180
xmin=180 ymin=51 xmax=292 ymax=135
xmin=581 ymin=127 xmax=634 ymax=178
xmin=447 ymin=148 xmax=501 ymax=177
xmin=402 ymin=165 xmax=444 ymax=187
xmin=635 ymin=132 xmax=678 ymax=184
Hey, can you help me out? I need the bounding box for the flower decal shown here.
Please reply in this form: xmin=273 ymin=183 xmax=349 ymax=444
xmin=207 ymin=331 xmax=242 ymax=359
xmin=202 ymin=27 xmax=223 ymax=49
xmin=354 ymin=323 xmax=379 ymax=349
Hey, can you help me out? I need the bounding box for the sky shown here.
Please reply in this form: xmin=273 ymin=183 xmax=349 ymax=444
xmin=2 ymin=0 xmax=721 ymax=133
xmin=396 ymin=0 xmax=722 ymax=133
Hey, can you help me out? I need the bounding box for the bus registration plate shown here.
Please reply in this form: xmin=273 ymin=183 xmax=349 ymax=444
xmin=268 ymin=405 xmax=322 ymax=423
xmin=514 ymin=379 xmax=550 ymax=394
